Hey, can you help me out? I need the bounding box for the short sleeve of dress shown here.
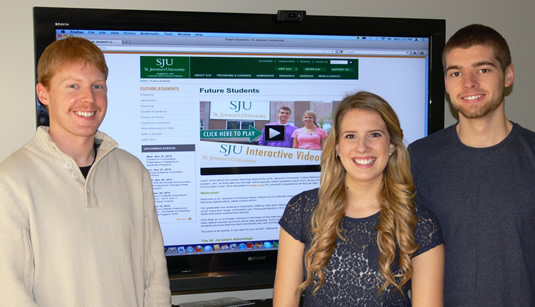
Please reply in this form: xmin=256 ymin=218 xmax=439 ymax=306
xmin=413 ymin=206 xmax=444 ymax=257
xmin=278 ymin=188 xmax=318 ymax=244
xmin=319 ymin=128 xmax=328 ymax=139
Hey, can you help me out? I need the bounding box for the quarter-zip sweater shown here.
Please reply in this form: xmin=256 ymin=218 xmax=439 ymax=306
xmin=0 ymin=127 xmax=171 ymax=306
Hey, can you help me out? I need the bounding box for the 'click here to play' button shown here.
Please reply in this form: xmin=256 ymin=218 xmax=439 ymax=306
xmin=269 ymin=128 xmax=281 ymax=138
xmin=265 ymin=125 xmax=285 ymax=141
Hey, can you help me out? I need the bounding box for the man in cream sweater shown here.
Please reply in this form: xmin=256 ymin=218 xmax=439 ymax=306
xmin=0 ymin=37 xmax=171 ymax=306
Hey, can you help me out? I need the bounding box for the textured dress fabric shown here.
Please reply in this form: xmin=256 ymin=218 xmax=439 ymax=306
xmin=279 ymin=188 xmax=443 ymax=306
xmin=409 ymin=123 xmax=535 ymax=306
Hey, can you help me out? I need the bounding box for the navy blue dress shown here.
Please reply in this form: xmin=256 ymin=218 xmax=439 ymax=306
xmin=279 ymin=188 xmax=443 ymax=306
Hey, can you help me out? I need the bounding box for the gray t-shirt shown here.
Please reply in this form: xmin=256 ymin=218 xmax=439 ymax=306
xmin=409 ymin=123 xmax=535 ymax=306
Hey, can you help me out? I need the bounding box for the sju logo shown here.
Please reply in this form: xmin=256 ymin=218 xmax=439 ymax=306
xmin=155 ymin=58 xmax=174 ymax=68
xmin=220 ymin=144 xmax=243 ymax=156
xmin=230 ymin=101 xmax=252 ymax=112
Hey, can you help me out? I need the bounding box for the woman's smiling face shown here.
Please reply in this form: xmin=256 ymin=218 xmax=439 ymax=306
xmin=336 ymin=108 xmax=394 ymax=186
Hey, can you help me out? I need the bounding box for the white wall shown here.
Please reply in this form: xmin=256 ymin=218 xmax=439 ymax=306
xmin=1 ymin=0 xmax=534 ymax=303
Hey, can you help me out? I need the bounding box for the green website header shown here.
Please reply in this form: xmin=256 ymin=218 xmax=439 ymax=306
xmin=140 ymin=56 xmax=358 ymax=80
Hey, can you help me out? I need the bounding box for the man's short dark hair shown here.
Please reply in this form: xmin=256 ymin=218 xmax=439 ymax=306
xmin=278 ymin=106 xmax=291 ymax=114
xmin=443 ymin=24 xmax=511 ymax=72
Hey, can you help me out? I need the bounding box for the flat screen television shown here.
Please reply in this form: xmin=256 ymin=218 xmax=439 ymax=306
xmin=33 ymin=7 xmax=445 ymax=294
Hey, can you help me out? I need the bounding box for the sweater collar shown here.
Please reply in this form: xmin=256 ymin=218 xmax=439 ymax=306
xmin=28 ymin=126 xmax=118 ymax=164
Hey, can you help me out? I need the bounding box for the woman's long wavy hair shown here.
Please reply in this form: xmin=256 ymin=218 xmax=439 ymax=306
xmin=299 ymin=91 xmax=419 ymax=295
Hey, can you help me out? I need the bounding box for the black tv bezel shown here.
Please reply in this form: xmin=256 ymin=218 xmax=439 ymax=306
xmin=33 ymin=6 xmax=445 ymax=294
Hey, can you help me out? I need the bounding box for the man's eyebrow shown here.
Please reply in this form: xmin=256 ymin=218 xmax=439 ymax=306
xmin=445 ymin=65 xmax=460 ymax=72
xmin=473 ymin=61 xmax=497 ymax=68
xmin=446 ymin=61 xmax=497 ymax=72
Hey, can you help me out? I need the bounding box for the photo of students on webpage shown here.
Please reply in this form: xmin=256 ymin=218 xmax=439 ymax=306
xmin=199 ymin=101 xmax=333 ymax=148
xmin=292 ymin=110 xmax=328 ymax=150
xmin=258 ymin=106 xmax=297 ymax=148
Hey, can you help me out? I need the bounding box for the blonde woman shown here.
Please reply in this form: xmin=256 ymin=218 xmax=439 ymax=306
xmin=274 ymin=92 xmax=444 ymax=306
xmin=292 ymin=110 xmax=328 ymax=150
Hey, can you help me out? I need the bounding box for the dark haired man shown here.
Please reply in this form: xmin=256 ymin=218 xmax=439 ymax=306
xmin=0 ymin=37 xmax=171 ymax=306
xmin=409 ymin=24 xmax=535 ymax=306
xmin=258 ymin=106 xmax=298 ymax=148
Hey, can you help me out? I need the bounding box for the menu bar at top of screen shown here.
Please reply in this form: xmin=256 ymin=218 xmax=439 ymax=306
xmin=56 ymin=29 xmax=429 ymax=42
xmin=55 ymin=29 xmax=430 ymax=57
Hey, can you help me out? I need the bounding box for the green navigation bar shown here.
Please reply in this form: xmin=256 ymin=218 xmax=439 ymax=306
xmin=191 ymin=57 xmax=358 ymax=79
xmin=200 ymin=126 xmax=262 ymax=142
xmin=140 ymin=56 xmax=358 ymax=79
xmin=140 ymin=56 xmax=190 ymax=78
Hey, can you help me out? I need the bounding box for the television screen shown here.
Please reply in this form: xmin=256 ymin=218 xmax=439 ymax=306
xmin=33 ymin=7 xmax=445 ymax=293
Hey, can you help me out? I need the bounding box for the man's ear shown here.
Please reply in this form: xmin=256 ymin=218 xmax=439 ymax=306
xmin=444 ymin=74 xmax=450 ymax=95
xmin=505 ymin=64 xmax=514 ymax=87
xmin=36 ymin=83 xmax=49 ymax=107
